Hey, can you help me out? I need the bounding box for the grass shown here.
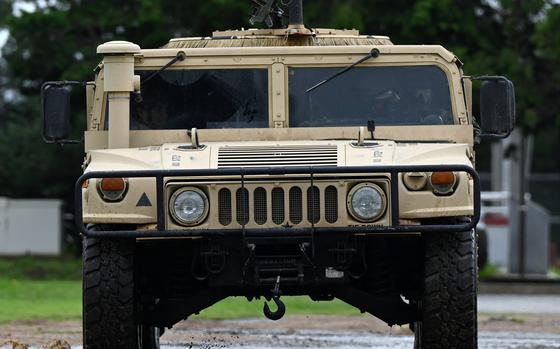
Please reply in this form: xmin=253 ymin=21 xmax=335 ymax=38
xmin=0 ymin=278 xmax=360 ymax=323
xmin=0 ymin=256 xmax=82 ymax=280
xmin=0 ymin=276 xmax=359 ymax=323
xmin=0 ymin=256 xmax=516 ymax=323
xmin=1 ymin=256 xmax=532 ymax=323
xmin=0 ymin=256 xmax=359 ymax=323
xmin=0 ymin=256 xmax=361 ymax=324
xmin=479 ymin=263 xmax=500 ymax=280
xmin=0 ymin=278 xmax=82 ymax=323
xmin=196 ymin=296 xmax=360 ymax=320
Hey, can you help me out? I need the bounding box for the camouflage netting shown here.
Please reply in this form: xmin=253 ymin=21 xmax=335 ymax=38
xmin=164 ymin=36 xmax=393 ymax=49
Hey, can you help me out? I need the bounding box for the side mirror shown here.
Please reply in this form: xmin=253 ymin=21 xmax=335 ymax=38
xmin=474 ymin=76 xmax=516 ymax=139
xmin=41 ymin=81 xmax=82 ymax=144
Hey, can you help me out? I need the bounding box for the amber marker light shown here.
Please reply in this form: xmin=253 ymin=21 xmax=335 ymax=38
xmin=430 ymin=171 xmax=457 ymax=195
xmin=97 ymin=177 xmax=128 ymax=202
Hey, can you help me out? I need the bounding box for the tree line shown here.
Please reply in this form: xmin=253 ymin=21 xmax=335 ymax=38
xmin=0 ymin=0 xmax=559 ymax=202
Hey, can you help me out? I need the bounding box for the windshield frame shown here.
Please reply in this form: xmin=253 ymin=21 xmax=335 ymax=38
xmin=93 ymin=47 xmax=467 ymax=133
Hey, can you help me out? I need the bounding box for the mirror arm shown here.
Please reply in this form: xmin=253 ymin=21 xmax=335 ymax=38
xmin=470 ymin=75 xmax=510 ymax=82
xmin=477 ymin=131 xmax=514 ymax=140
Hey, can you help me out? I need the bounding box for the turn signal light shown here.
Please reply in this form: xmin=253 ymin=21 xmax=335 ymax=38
xmin=430 ymin=172 xmax=456 ymax=195
xmin=97 ymin=178 xmax=128 ymax=202
xmin=100 ymin=178 xmax=126 ymax=191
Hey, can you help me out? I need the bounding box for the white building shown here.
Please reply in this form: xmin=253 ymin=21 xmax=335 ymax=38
xmin=0 ymin=197 xmax=62 ymax=255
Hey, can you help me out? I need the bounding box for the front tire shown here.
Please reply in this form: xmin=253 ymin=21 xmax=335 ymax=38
xmin=414 ymin=230 xmax=477 ymax=349
xmin=83 ymin=237 xmax=160 ymax=349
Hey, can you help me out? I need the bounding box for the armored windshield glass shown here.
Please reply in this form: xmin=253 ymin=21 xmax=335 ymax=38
xmin=289 ymin=66 xmax=453 ymax=127
xmin=130 ymin=69 xmax=268 ymax=130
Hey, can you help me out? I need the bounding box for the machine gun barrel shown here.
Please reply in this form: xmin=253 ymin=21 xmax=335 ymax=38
xmin=288 ymin=0 xmax=304 ymax=28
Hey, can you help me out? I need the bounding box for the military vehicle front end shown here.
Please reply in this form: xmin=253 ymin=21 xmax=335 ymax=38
xmin=41 ymin=1 xmax=515 ymax=348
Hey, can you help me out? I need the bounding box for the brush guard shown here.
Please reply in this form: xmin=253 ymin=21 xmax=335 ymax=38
xmin=75 ymin=164 xmax=480 ymax=238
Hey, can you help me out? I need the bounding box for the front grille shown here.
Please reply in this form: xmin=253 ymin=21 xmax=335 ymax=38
xmin=218 ymin=185 xmax=339 ymax=226
xmin=218 ymin=145 xmax=338 ymax=168
xmin=217 ymin=184 xmax=349 ymax=227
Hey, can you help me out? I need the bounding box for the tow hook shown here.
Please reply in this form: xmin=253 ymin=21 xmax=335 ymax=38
xmin=263 ymin=276 xmax=286 ymax=321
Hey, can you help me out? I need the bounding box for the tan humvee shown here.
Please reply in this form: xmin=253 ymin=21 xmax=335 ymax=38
xmin=42 ymin=2 xmax=514 ymax=348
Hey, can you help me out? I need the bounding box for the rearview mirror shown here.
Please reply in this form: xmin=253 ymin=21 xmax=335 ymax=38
xmin=41 ymin=81 xmax=82 ymax=144
xmin=474 ymin=76 xmax=516 ymax=139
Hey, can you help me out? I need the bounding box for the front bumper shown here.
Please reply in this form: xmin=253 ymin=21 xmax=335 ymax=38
xmin=75 ymin=164 xmax=480 ymax=238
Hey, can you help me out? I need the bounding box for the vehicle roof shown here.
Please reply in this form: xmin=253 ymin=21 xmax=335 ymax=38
xmin=154 ymin=28 xmax=458 ymax=64
xmin=164 ymin=28 xmax=393 ymax=49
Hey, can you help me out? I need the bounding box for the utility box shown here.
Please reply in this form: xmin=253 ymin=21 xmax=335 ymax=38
xmin=521 ymin=199 xmax=550 ymax=274
xmin=0 ymin=198 xmax=62 ymax=256
xmin=491 ymin=130 xmax=551 ymax=276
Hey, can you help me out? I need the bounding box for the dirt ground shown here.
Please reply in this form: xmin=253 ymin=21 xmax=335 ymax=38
xmin=1 ymin=314 xmax=560 ymax=348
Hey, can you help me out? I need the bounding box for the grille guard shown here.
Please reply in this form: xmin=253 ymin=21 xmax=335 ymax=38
xmin=75 ymin=165 xmax=481 ymax=238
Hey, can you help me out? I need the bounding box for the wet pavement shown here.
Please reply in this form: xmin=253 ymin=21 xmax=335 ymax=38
xmin=156 ymin=294 xmax=560 ymax=349
xmin=160 ymin=330 xmax=560 ymax=349
xmin=478 ymin=294 xmax=560 ymax=314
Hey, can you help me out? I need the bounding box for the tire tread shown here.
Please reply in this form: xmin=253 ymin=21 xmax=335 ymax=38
xmin=419 ymin=230 xmax=477 ymax=349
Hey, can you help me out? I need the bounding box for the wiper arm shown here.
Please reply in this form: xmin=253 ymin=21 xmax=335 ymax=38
xmin=141 ymin=51 xmax=187 ymax=86
xmin=306 ymin=48 xmax=380 ymax=93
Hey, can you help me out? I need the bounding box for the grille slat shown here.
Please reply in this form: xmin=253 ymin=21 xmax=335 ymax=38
xmin=236 ymin=188 xmax=249 ymax=225
xmin=218 ymin=188 xmax=232 ymax=225
xmin=325 ymin=186 xmax=338 ymax=224
xmin=307 ymin=186 xmax=320 ymax=224
xmin=220 ymin=155 xmax=336 ymax=162
xmin=272 ymin=188 xmax=285 ymax=225
xmin=219 ymin=163 xmax=337 ymax=168
xmin=218 ymin=145 xmax=337 ymax=168
xmin=289 ymin=187 xmax=303 ymax=224
xmin=254 ymin=188 xmax=267 ymax=225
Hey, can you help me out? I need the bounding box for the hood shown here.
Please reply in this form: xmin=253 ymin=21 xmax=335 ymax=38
xmin=85 ymin=140 xmax=472 ymax=172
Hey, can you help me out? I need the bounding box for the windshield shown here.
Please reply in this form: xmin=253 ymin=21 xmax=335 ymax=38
xmin=288 ymin=65 xmax=453 ymax=127
xmin=130 ymin=69 xmax=269 ymax=130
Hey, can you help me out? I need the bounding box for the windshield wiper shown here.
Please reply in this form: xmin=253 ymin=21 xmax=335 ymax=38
xmin=306 ymin=48 xmax=380 ymax=93
xmin=141 ymin=51 xmax=187 ymax=86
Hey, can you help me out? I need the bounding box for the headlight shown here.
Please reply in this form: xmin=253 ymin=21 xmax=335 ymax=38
xmin=347 ymin=183 xmax=386 ymax=222
xmin=170 ymin=187 xmax=209 ymax=226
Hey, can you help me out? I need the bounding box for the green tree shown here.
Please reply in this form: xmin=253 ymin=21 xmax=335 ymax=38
xmin=0 ymin=0 xmax=560 ymax=204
